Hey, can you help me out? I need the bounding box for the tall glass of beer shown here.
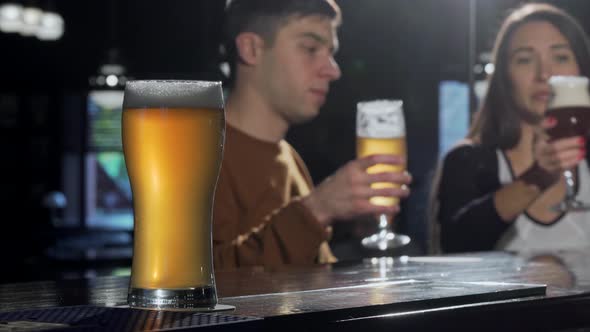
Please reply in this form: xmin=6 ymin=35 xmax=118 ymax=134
xmin=356 ymin=100 xmax=410 ymax=250
xmin=123 ymin=80 xmax=232 ymax=311
xmin=546 ymin=76 xmax=590 ymax=212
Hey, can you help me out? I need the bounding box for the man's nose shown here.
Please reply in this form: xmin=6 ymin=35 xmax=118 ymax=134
xmin=321 ymin=56 xmax=342 ymax=81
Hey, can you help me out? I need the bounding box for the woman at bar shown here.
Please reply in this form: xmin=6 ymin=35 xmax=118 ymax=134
xmin=434 ymin=3 xmax=590 ymax=253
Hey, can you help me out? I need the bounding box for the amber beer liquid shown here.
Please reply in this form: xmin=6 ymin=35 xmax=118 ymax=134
xmin=123 ymin=81 xmax=225 ymax=310
xmin=357 ymin=136 xmax=407 ymax=206
xmin=124 ymin=108 xmax=223 ymax=288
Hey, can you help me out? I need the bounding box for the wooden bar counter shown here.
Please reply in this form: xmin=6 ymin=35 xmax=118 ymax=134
xmin=2 ymin=251 xmax=590 ymax=331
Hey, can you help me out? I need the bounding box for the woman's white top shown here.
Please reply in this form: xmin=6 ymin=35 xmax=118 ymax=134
xmin=495 ymin=150 xmax=590 ymax=251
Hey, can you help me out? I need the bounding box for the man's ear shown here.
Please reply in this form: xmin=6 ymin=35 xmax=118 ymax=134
xmin=235 ymin=32 xmax=266 ymax=66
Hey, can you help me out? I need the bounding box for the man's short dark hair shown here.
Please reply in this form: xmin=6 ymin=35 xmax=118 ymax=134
xmin=222 ymin=0 xmax=341 ymax=84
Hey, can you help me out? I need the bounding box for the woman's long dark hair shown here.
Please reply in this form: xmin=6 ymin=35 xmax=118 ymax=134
xmin=468 ymin=3 xmax=590 ymax=149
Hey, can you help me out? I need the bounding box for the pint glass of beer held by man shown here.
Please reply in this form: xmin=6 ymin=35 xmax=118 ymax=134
xmin=123 ymin=80 xmax=231 ymax=311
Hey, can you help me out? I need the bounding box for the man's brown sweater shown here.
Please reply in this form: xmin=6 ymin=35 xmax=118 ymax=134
xmin=213 ymin=125 xmax=336 ymax=269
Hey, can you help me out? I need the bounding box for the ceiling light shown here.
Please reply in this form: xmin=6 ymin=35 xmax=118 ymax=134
xmin=20 ymin=6 xmax=42 ymax=36
xmin=36 ymin=11 xmax=63 ymax=40
xmin=0 ymin=3 xmax=23 ymax=33
xmin=105 ymin=75 xmax=119 ymax=87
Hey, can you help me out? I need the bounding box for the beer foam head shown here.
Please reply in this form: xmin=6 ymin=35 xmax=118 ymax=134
xmin=123 ymin=80 xmax=224 ymax=110
xmin=356 ymin=99 xmax=405 ymax=138
xmin=548 ymin=75 xmax=590 ymax=108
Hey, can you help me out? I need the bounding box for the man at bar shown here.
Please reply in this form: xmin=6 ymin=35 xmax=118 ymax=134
xmin=213 ymin=0 xmax=412 ymax=268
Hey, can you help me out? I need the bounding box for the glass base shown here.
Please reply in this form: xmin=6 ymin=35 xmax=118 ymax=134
xmin=361 ymin=230 xmax=411 ymax=250
xmin=128 ymin=286 xmax=234 ymax=311
xmin=553 ymin=199 xmax=590 ymax=212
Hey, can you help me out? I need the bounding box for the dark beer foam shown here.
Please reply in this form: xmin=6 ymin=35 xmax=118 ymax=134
xmin=123 ymin=80 xmax=224 ymax=109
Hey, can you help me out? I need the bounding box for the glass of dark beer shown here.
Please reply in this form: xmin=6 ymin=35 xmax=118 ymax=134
xmin=546 ymin=76 xmax=590 ymax=212
xmin=356 ymin=100 xmax=410 ymax=250
xmin=122 ymin=80 xmax=233 ymax=311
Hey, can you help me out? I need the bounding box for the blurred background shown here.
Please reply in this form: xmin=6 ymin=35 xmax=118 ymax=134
xmin=1 ymin=0 xmax=589 ymax=282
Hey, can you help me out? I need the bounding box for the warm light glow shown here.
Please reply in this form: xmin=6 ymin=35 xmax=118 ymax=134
xmin=20 ymin=6 xmax=42 ymax=36
xmin=106 ymin=74 xmax=119 ymax=87
xmin=0 ymin=3 xmax=23 ymax=33
xmin=36 ymin=11 xmax=64 ymax=40
xmin=0 ymin=5 xmax=64 ymax=40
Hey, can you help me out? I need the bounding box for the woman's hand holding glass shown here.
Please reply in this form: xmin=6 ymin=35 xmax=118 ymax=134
xmin=535 ymin=121 xmax=586 ymax=175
